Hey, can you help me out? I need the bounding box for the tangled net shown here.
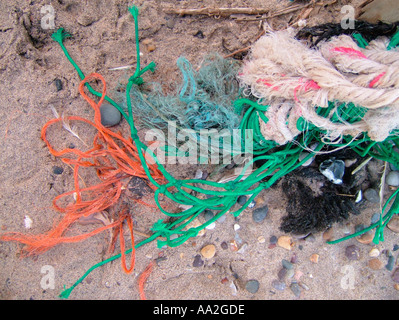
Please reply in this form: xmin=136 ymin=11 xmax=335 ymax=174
xmin=1 ymin=7 xmax=399 ymax=299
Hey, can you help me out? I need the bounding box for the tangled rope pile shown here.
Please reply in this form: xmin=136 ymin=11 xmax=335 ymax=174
xmin=239 ymin=28 xmax=399 ymax=144
xmin=1 ymin=6 xmax=399 ymax=299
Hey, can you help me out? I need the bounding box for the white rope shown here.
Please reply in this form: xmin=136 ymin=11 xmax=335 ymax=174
xmin=239 ymin=29 xmax=399 ymax=144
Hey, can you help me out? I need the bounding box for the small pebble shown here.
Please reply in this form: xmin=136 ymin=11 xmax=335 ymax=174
xmin=193 ymin=254 xmax=204 ymax=267
xmin=248 ymin=200 xmax=256 ymax=208
xmin=393 ymin=244 xmax=399 ymax=251
xmin=290 ymin=282 xmax=301 ymax=297
xmin=286 ymin=269 xmax=295 ymax=279
xmin=290 ymin=253 xmax=298 ymax=264
xmin=364 ymin=188 xmax=380 ymax=203
xmin=216 ymin=214 xmax=226 ymax=223
xmin=277 ymin=235 xmax=294 ymax=250
xmin=270 ymin=235 xmax=278 ymax=244
xmin=257 ymin=236 xmax=266 ymax=243
xmin=322 ymin=228 xmax=334 ymax=241
xmin=52 ymin=166 xmax=63 ymax=175
xmin=345 ymin=159 xmax=357 ymax=167
xmin=194 ymin=169 xmax=203 ymax=180
xmin=387 ymin=171 xmax=399 ymax=186
xmin=386 ymin=255 xmax=395 ymax=271
xmin=201 ymin=244 xmax=216 ymax=259
xmin=194 ymin=30 xmax=205 ymax=39
xmin=392 ymin=268 xmax=399 ymax=283
xmin=229 ymin=240 xmax=239 ymax=252
xmin=54 ymin=78 xmax=63 ymax=91
xmin=237 ymin=195 xmax=247 ymax=206
xmin=271 ymin=280 xmax=286 ymax=291
xmin=203 ymin=209 xmax=214 ymax=222
xmin=298 ymin=152 xmax=314 ymax=166
xmin=345 ymin=245 xmax=361 ymax=260
xmin=205 ymin=222 xmax=216 ymax=230
xmin=234 ymin=223 xmax=240 ymax=231
xmin=252 ymin=205 xmax=268 ymax=223
xmin=394 ymin=283 xmax=399 ymax=291
xmin=100 ymin=103 xmax=122 ymax=127
xmin=245 ymin=279 xmax=259 ymax=294
xmin=299 ymin=282 xmax=309 ymax=291
xmin=278 ymin=268 xmax=287 ymax=280
xmin=371 ymin=213 xmax=381 ymax=225
xmin=282 ymin=259 xmax=294 ymax=270
xmin=368 ymin=258 xmax=383 ymax=270
xmin=356 ymin=231 xmax=374 ymax=245
xmin=368 ymin=248 xmax=380 ymax=258
xmin=319 ymin=159 xmax=345 ymax=184
xmin=221 ymin=241 xmax=228 ymax=250
xmin=310 ymin=253 xmax=319 ymax=264
xmin=387 ymin=216 xmax=399 ymax=233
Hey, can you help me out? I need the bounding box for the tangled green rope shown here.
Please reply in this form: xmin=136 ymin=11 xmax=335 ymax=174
xmin=55 ymin=6 xmax=399 ymax=298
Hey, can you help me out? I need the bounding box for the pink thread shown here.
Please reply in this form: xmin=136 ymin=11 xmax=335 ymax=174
xmin=369 ymin=72 xmax=386 ymax=88
xmin=256 ymin=78 xmax=280 ymax=91
xmin=294 ymin=79 xmax=320 ymax=102
xmin=332 ymin=47 xmax=367 ymax=59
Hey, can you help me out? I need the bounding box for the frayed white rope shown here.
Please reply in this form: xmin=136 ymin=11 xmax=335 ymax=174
xmin=239 ymin=29 xmax=399 ymax=144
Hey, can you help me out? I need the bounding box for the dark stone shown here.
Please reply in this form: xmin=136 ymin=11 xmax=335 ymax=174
xmin=100 ymin=103 xmax=122 ymax=127
xmin=245 ymin=280 xmax=259 ymax=294
xmin=345 ymin=245 xmax=361 ymax=261
xmin=127 ymin=176 xmax=153 ymax=200
xmin=54 ymin=78 xmax=63 ymax=91
xmin=52 ymin=166 xmax=63 ymax=175
xmin=194 ymin=30 xmax=205 ymax=39
xmin=193 ymin=254 xmax=204 ymax=268
xmin=252 ymin=205 xmax=268 ymax=223
xmin=237 ymin=195 xmax=247 ymax=206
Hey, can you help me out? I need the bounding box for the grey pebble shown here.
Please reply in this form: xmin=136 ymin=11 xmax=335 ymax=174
xmin=364 ymin=189 xmax=380 ymax=203
xmin=286 ymin=269 xmax=295 ymax=279
xmin=203 ymin=209 xmax=214 ymax=222
xmin=271 ymin=280 xmax=286 ymax=291
xmin=270 ymin=235 xmax=278 ymax=244
xmin=278 ymin=268 xmax=287 ymax=281
xmin=371 ymin=213 xmax=381 ymax=225
xmin=220 ymin=242 xmax=228 ymax=250
xmin=282 ymin=259 xmax=294 ymax=270
xmin=252 ymin=205 xmax=268 ymax=223
xmin=386 ymin=255 xmax=395 ymax=271
xmin=216 ymin=214 xmax=226 ymax=223
xmin=386 ymin=171 xmax=399 ymax=187
xmin=237 ymin=195 xmax=247 ymax=206
xmin=245 ymin=279 xmax=259 ymax=294
xmin=290 ymin=282 xmax=301 ymax=297
xmin=393 ymin=244 xmax=399 ymax=251
xmin=52 ymin=166 xmax=63 ymax=175
xmin=100 ymin=103 xmax=122 ymax=127
xmin=54 ymin=78 xmax=63 ymax=91
xmin=193 ymin=254 xmax=204 ymax=268
xmin=345 ymin=245 xmax=361 ymax=261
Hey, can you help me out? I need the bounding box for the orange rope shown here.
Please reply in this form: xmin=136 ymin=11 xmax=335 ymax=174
xmin=0 ymin=73 xmax=165 ymax=257
xmin=138 ymin=261 xmax=155 ymax=300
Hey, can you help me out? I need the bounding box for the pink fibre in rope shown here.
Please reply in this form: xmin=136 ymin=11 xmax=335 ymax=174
xmin=369 ymin=72 xmax=386 ymax=88
xmin=332 ymin=47 xmax=367 ymax=59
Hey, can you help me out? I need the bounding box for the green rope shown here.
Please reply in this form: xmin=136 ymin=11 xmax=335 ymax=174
xmin=55 ymin=6 xmax=399 ymax=298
